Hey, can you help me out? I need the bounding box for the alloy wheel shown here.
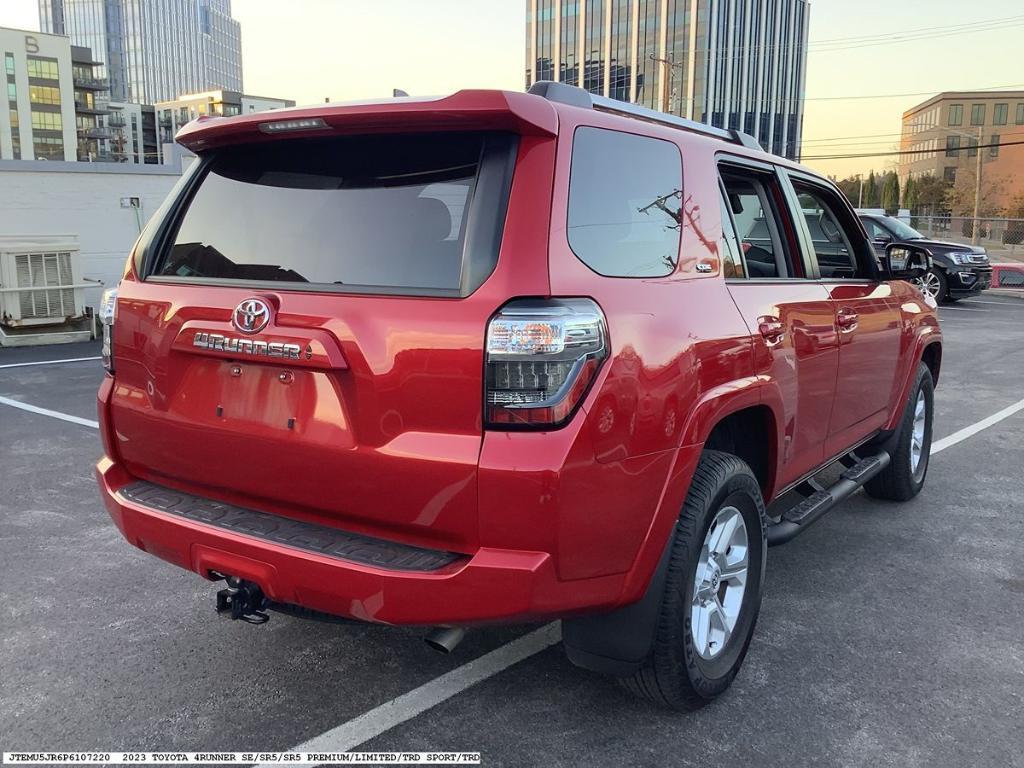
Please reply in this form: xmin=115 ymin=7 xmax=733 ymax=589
xmin=910 ymin=390 xmax=927 ymax=475
xmin=914 ymin=270 xmax=942 ymax=301
xmin=691 ymin=506 xmax=749 ymax=660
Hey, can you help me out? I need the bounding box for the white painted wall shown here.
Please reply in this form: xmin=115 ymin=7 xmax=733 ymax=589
xmin=0 ymin=157 xmax=192 ymax=307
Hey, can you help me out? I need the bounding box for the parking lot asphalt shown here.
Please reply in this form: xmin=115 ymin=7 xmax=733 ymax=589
xmin=2 ymin=295 xmax=1023 ymax=767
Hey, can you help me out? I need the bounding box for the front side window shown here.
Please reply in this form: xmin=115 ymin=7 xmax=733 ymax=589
xmin=792 ymin=181 xmax=869 ymax=279
xmin=994 ymin=103 xmax=1008 ymax=125
xmin=155 ymin=132 xmax=515 ymax=295
xmin=948 ymin=104 xmax=963 ymax=126
xmin=970 ymin=104 xmax=985 ymax=126
xmin=567 ymin=127 xmax=682 ymax=277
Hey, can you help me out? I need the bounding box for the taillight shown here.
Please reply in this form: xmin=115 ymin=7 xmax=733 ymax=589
xmin=99 ymin=287 xmax=118 ymax=374
xmin=485 ymin=298 xmax=608 ymax=428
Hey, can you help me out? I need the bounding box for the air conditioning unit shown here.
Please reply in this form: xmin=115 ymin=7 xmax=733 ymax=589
xmin=0 ymin=235 xmax=88 ymax=327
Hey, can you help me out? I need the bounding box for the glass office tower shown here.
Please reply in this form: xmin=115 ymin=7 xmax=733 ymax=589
xmin=39 ymin=0 xmax=242 ymax=104
xmin=526 ymin=0 xmax=810 ymax=160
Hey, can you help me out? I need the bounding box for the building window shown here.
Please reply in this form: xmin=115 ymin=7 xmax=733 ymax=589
xmin=4 ymin=53 xmax=14 ymax=76
xmin=990 ymin=134 xmax=999 ymax=158
xmin=1017 ymin=103 xmax=1024 ymax=125
xmin=29 ymin=85 xmax=61 ymax=105
xmin=31 ymin=110 xmax=63 ymax=130
xmin=32 ymin=135 xmax=64 ymax=160
xmin=967 ymin=136 xmax=978 ymax=158
xmin=26 ymin=56 xmax=60 ymax=81
xmin=9 ymin=108 xmax=20 ymax=159
xmin=993 ymin=103 xmax=1008 ymax=125
xmin=943 ymin=167 xmax=957 ymax=183
xmin=945 ymin=135 xmax=960 ymax=157
xmin=948 ymin=104 xmax=963 ymax=126
xmin=7 ymin=82 xmax=16 ymax=101
xmin=970 ymin=104 xmax=985 ymax=126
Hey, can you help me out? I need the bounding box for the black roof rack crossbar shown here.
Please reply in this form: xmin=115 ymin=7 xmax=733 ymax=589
xmin=527 ymin=80 xmax=763 ymax=152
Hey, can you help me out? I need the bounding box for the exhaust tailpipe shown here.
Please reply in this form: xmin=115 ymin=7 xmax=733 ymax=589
xmin=424 ymin=626 xmax=466 ymax=654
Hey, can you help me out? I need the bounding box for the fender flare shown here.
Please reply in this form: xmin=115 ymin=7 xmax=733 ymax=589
xmin=563 ymin=376 xmax=781 ymax=676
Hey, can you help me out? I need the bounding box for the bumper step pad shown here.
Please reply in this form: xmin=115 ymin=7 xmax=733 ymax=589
xmin=117 ymin=480 xmax=463 ymax=572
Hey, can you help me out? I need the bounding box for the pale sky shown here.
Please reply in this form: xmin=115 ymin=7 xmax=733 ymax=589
xmin=2 ymin=0 xmax=1022 ymax=178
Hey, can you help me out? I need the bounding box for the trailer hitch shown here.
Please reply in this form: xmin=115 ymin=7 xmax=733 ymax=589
xmin=215 ymin=576 xmax=270 ymax=625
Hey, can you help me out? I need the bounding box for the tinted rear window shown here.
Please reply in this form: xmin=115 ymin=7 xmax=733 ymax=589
xmin=155 ymin=132 xmax=513 ymax=294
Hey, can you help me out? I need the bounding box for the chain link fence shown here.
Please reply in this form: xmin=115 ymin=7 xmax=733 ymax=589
xmin=909 ymin=216 xmax=1024 ymax=256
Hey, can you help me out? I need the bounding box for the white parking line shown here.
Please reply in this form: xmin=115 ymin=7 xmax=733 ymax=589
xmin=253 ymin=623 xmax=561 ymax=767
xmin=932 ymin=397 xmax=1024 ymax=454
xmin=3 ymin=382 xmax=1023 ymax=754
xmin=267 ymin=398 xmax=1024 ymax=758
xmin=0 ymin=395 xmax=99 ymax=429
xmin=958 ymin=299 xmax=1024 ymax=308
xmin=938 ymin=306 xmax=988 ymax=312
xmin=0 ymin=355 xmax=101 ymax=370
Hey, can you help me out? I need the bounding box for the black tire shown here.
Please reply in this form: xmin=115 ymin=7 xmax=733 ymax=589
xmin=865 ymin=362 xmax=934 ymax=502
xmin=620 ymin=450 xmax=766 ymax=711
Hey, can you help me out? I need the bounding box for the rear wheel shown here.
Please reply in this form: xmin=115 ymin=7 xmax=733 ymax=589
xmin=865 ymin=362 xmax=934 ymax=501
xmin=620 ymin=451 xmax=766 ymax=710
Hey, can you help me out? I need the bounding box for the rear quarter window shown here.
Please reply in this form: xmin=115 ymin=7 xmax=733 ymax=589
xmin=567 ymin=127 xmax=683 ymax=278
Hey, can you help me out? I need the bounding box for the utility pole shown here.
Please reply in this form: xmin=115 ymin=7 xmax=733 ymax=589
xmin=649 ymin=53 xmax=684 ymax=113
xmin=972 ymin=125 xmax=983 ymax=245
xmin=858 ymin=174 xmax=864 ymax=208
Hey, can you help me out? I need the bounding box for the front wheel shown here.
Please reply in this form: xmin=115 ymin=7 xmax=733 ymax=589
xmin=865 ymin=362 xmax=934 ymax=501
xmin=620 ymin=451 xmax=766 ymax=711
xmin=913 ymin=267 xmax=947 ymax=302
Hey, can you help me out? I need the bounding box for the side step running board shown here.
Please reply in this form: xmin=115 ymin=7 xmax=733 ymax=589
xmin=766 ymin=451 xmax=890 ymax=546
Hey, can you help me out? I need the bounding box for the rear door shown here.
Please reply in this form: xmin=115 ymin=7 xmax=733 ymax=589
xmin=784 ymin=173 xmax=903 ymax=456
xmin=109 ymin=130 xmax=527 ymax=553
xmin=719 ymin=161 xmax=840 ymax=488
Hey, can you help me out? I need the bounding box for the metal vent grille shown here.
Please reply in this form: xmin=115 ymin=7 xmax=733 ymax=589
xmin=14 ymin=252 xmax=76 ymax=319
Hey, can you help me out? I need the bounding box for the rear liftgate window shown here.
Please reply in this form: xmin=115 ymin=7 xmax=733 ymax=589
xmin=153 ymin=132 xmax=517 ymax=296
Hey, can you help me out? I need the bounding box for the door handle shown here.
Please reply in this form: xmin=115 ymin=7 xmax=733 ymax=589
xmin=757 ymin=315 xmax=785 ymax=345
xmin=837 ymin=308 xmax=859 ymax=332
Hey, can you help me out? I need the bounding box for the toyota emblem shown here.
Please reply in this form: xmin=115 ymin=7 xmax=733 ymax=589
xmin=232 ymin=298 xmax=271 ymax=334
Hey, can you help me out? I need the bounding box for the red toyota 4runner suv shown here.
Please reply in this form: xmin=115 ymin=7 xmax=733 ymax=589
xmin=96 ymin=82 xmax=941 ymax=710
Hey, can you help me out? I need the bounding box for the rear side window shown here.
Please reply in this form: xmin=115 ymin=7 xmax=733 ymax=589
xmin=153 ymin=132 xmax=516 ymax=295
xmin=567 ymin=127 xmax=682 ymax=277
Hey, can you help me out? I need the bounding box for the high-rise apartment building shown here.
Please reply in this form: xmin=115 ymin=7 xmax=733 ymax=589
xmin=525 ymin=0 xmax=810 ymax=159
xmin=39 ymin=0 xmax=242 ymax=104
xmin=2 ymin=26 xmax=78 ymax=161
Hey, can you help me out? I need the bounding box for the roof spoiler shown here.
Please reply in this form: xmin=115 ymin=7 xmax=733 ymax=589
xmin=527 ymin=81 xmax=764 ymax=152
xmin=175 ymin=89 xmax=560 ymax=153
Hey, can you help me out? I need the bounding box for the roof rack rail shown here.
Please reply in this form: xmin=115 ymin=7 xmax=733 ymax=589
xmin=527 ymin=80 xmax=763 ymax=152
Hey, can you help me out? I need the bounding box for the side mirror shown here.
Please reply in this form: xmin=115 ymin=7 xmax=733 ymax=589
xmin=873 ymin=234 xmax=892 ymax=246
xmin=883 ymin=243 xmax=931 ymax=280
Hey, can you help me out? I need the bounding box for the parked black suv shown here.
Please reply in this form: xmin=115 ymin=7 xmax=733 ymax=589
xmin=860 ymin=214 xmax=992 ymax=302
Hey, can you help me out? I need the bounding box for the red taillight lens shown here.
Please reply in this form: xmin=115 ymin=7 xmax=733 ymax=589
xmin=485 ymin=298 xmax=607 ymax=428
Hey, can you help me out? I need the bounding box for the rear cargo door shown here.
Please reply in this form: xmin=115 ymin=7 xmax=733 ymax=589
xmin=109 ymin=131 xmax=521 ymax=553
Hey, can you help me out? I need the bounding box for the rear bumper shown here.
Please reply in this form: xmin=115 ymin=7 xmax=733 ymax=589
xmin=96 ymin=456 xmax=629 ymax=626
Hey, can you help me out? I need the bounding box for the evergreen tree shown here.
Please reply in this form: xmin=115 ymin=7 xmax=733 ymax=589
xmin=903 ymin=175 xmax=917 ymax=212
xmin=864 ymin=171 xmax=879 ymax=208
xmin=881 ymin=172 xmax=900 ymax=213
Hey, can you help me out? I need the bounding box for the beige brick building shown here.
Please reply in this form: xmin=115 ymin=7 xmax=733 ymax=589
xmin=899 ymin=91 xmax=1024 ymax=215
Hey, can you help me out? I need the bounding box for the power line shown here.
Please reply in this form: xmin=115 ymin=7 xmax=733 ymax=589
xmin=801 ymin=138 xmax=1024 ymax=160
xmin=809 ymin=13 xmax=1024 ymax=45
